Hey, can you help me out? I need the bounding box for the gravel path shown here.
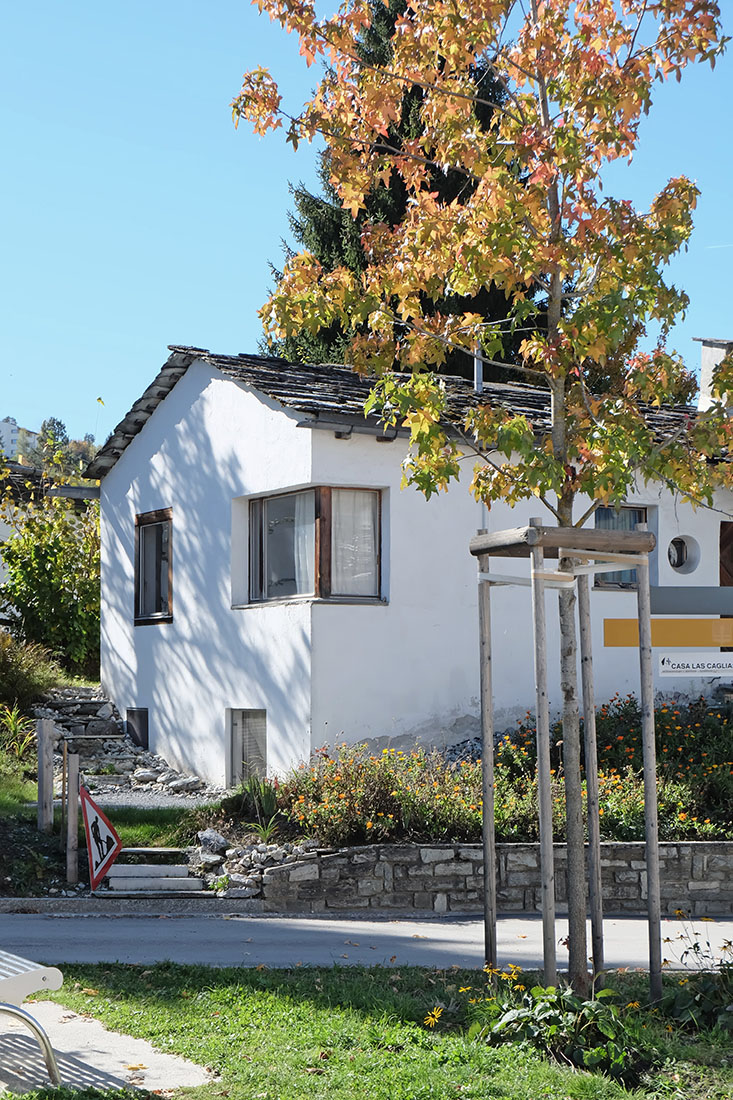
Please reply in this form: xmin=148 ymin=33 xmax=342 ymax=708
xmin=82 ymin=785 xmax=226 ymax=811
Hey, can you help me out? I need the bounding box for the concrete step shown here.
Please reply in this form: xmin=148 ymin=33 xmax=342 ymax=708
xmin=107 ymin=864 xmax=190 ymax=879
xmin=105 ymin=876 xmax=204 ymax=892
xmin=91 ymin=890 xmax=214 ymax=899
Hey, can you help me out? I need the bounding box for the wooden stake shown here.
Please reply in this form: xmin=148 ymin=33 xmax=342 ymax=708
xmin=477 ymin=546 xmax=497 ymax=968
xmin=577 ymin=572 xmax=604 ymax=983
xmin=636 ymin=540 xmax=663 ymax=1002
xmin=530 ymin=518 xmax=556 ymax=985
xmin=36 ymin=720 xmax=54 ymax=835
xmin=66 ymin=754 xmax=79 ymax=884
xmin=59 ymin=741 xmax=67 ymax=852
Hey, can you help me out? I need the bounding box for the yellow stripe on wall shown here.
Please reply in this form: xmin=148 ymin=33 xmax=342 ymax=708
xmin=604 ymin=619 xmax=733 ymax=648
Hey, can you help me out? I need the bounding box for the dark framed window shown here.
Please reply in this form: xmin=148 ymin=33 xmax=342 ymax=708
xmin=134 ymin=509 xmax=172 ymax=623
xmin=249 ymin=487 xmax=381 ymax=602
xmin=594 ymin=505 xmax=647 ymax=588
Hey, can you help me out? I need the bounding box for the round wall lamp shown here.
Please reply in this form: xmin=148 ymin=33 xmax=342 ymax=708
xmin=667 ymin=535 xmax=700 ymax=575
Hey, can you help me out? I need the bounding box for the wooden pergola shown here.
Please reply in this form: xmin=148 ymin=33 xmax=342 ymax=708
xmin=469 ymin=519 xmax=663 ymax=1000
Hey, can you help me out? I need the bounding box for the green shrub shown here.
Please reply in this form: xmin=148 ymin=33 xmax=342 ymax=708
xmin=277 ymin=744 xmax=483 ymax=847
xmin=0 ymin=495 xmax=100 ymax=676
xmin=509 ymin=695 xmax=733 ymax=840
xmin=467 ymin=968 xmax=646 ymax=1083
xmin=0 ymin=630 xmax=62 ymax=710
xmin=661 ymin=966 xmax=733 ymax=1033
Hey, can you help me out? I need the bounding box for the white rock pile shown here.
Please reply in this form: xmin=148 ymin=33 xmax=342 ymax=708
xmin=190 ymin=828 xmax=320 ymax=898
xmin=34 ymin=688 xmax=225 ymax=802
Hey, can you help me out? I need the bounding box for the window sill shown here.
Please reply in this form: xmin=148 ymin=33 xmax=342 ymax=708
xmin=593 ymin=584 xmax=639 ymax=592
xmin=134 ymin=615 xmax=174 ymax=626
xmin=232 ymin=596 xmax=388 ymax=610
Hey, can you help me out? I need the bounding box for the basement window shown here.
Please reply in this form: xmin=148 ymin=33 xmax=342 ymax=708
xmin=134 ymin=509 xmax=173 ymax=623
xmin=249 ymin=487 xmax=381 ymax=602
xmin=594 ymin=505 xmax=647 ymax=588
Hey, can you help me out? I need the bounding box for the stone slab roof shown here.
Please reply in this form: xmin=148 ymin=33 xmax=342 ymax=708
xmin=84 ymin=344 xmax=696 ymax=479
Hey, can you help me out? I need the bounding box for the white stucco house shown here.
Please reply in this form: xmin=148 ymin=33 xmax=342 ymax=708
xmin=86 ymin=341 xmax=733 ymax=787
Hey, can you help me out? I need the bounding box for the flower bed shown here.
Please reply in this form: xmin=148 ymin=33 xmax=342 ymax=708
xmin=270 ymin=696 xmax=733 ymax=847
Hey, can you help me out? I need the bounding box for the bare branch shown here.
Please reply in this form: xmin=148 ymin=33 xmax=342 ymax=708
xmin=289 ymin=114 xmax=482 ymax=183
xmin=626 ymin=1 xmax=649 ymax=66
xmin=375 ymin=308 xmax=545 ymax=380
xmin=450 ymin=425 xmax=563 ymax=521
xmin=573 ymin=500 xmax=600 ymax=528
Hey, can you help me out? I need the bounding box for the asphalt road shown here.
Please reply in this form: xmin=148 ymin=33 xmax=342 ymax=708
xmin=3 ymin=912 xmax=731 ymax=970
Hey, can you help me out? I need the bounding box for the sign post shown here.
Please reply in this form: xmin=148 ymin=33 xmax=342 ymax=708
xmin=80 ymin=787 xmax=122 ymax=890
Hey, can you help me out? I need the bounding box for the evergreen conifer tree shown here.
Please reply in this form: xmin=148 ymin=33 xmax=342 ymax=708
xmin=264 ymin=0 xmax=527 ymax=380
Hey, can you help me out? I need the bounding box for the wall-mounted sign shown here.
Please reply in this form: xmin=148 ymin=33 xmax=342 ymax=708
xmin=605 ymin=619 xmax=733 ymax=647
xmin=659 ymin=653 xmax=733 ymax=677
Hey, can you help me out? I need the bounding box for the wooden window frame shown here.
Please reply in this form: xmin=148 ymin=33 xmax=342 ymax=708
xmin=134 ymin=508 xmax=173 ymax=625
xmin=248 ymin=487 xmax=381 ymax=603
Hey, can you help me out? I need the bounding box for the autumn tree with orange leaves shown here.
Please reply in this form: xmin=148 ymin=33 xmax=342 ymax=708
xmin=234 ymin=1 xmax=731 ymax=992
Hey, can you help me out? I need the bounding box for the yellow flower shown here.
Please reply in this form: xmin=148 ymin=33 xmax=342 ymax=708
xmin=366 ymin=821 xmax=373 ymax=829
xmin=424 ymin=1006 xmax=443 ymax=1028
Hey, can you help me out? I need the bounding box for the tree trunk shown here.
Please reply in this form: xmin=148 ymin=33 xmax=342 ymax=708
xmin=557 ymin=560 xmax=590 ymax=995
xmin=550 ymin=403 xmax=590 ymax=995
xmin=533 ymin=0 xmax=589 ymax=990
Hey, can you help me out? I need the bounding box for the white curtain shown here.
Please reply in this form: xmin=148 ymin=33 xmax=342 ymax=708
xmin=332 ymin=490 xmax=378 ymax=596
xmin=595 ymin=505 xmax=645 ymax=584
xmin=294 ymin=490 xmax=315 ymax=594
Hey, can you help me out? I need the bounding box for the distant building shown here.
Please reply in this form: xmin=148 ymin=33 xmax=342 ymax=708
xmin=0 ymin=418 xmax=19 ymax=459
xmin=0 ymin=418 xmax=39 ymax=461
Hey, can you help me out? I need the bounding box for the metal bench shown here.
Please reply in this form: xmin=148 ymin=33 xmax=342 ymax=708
xmin=0 ymin=950 xmax=63 ymax=1085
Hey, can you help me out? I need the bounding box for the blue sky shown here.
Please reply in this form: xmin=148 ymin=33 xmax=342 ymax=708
xmin=1 ymin=2 xmax=731 ymax=444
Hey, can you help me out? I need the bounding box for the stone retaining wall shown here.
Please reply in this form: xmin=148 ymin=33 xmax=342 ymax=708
xmin=261 ymin=841 xmax=733 ymax=917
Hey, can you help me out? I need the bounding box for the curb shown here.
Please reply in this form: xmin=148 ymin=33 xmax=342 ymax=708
xmin=0 ymin=896 xmax=262 ymax=916
xmin=0 ymin=895 xmax=486 ymax=920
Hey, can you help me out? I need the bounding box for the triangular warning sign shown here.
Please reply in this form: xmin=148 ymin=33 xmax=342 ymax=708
xmin=80 ymin=786 xmax=123 ymax=890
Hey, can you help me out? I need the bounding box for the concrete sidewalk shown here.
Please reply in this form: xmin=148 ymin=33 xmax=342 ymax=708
xmin=1 ymin=911 xmax=731 ymax=970
xmin=0 ymin=1001 xmax=215 ymax=1094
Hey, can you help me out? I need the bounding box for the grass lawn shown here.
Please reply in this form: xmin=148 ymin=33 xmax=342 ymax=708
xmin=0 ymin=768 xmax=36 ymax=817
xmin=96 ymin=806 xmax=219 ymax=849
xmin=22 ymin=964 xmax=733 ymax=1100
